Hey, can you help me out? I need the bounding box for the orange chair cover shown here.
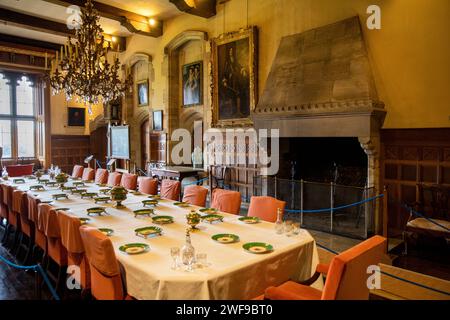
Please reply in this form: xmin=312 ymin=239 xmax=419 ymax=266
xmin=3 ymin=185 xmax=16 ymax=226
xmin=79 ymin=226 xmax=124 ymax=300
xmin=58 ymin=210 xmax=90 ymax=288
xmin=0 ymin=185 xmax=7 ymax=219
xmin=95 ymin=169 xmax=109 ymax=184
xmin=121 ymin=173 xmax=138 ymax=190
xmin=27 ymin=192 xmax=46 ymax=251
xmin=82 ymin=168 xmax=95 ymax=181
xmin=247 ymin=196 xmax=286 ymax=223
xmin=107 ymin=172 xmax=122 ymax=187
xmin=39 ymin=203 xmax=67 ymax=266
xmin=138 ymin=177 xmax=158 ymax=195
xmin=211 ymin=188 xmax=241 ymax=215
xmin=13 ymin=190 xmax=29 ymax=232
xmin=160 ymin=180 xmax=181 ymax=201
xmin=182 ymin=185 xmax=208 ymax=207
xmin=72 ymin=165 xmax=84 ymax=179
xmin=264 ymin=236 xmax=388 ymax=300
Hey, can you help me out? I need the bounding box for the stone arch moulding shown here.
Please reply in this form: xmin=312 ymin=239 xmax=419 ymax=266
xmin=123 ymin=52 xmax=155 ymax=112
xmin=164 ymin=30 xmax=208 ymax=54
xmin=89 ymin=114 xmax=107 ymax=133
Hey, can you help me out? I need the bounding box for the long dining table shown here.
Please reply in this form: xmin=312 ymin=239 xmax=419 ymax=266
xmin=6 ymin=175 xmax=321 ymax=300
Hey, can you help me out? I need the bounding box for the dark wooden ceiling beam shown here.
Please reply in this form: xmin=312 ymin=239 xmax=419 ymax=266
xmin=42 ymin=0 xmax=163 ymax=37
xmin=0 ymin=8 xmax=74 ymax=37
xmin=0 ymin=33 xmax=61 ymax=52
xmin=169 ymin=0 xmax=217 ymax=19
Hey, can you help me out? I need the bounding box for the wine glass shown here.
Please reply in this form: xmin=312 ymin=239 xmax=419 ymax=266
xmin=284 ymin=220 xmax=293 ymax=236
xmin=185 ymin=251 xmax=195 ymax=272
xmin=196 ymin=253 xmax=207 ymax=268
xmin=170 ymin=247 xmax=180 ymax=270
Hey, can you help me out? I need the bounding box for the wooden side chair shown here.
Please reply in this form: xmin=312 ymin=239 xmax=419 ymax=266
xmin=182 ymin=185 xmax=208 ymax=207
xmin=248 ymin=196 xmax=286 ymax=223
xmin=211 ymin=188 xmax=241 ymax=215
xmin=82 ymin=168 xmax=95 ymax=181
xmin=94 ymin=169 xmax=109 ymax=185
xmin=138 ymin=177 xmax=158 ymax=195
xmin=72 ymin=165 xmax=84 ymax=179
xmin=107 ymin=172 xmax=122 ymax=187
xmin=120 ymin=173 xmax=138 ymax=190
xmin=160 ymin=179 xmax=181 ymax=201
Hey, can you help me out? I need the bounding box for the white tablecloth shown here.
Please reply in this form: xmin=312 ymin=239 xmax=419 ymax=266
xmin=9 ymin=176 xmax=320 ymax=300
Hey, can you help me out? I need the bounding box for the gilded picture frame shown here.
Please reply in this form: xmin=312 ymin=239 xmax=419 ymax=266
xmin=211 ymin=26 xmax=258 ymax=128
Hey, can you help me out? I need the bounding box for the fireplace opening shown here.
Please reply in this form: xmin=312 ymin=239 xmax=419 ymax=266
xmin=278 ymin=137 xmax=368 ymax=187
xmin=254 ymin=137 xmax=375 ymax=239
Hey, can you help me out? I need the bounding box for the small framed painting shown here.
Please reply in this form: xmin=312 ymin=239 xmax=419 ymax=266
xmin=137 ymin=79 xmax=149 ymax=107
xmin=153 ymin=110 xmax=163 ymax=131
xmin=182 ymin=61 xmax=203 ymax=106
xmin=67 ymin=107 xmax=85 ymax=127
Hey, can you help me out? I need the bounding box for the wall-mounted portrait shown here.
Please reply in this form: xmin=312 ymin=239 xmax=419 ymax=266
xmin=137 ymin=79 xmax=149 ymax=107
xmin=212 ymin=26 xmax=258 ymax=127
xmin=153 ymin=110 xmax=163 ymax=131
xmin=182 ymin=61 xmax=203 ymax=106
xmin=67 ymin=107 xmax=85 ymax=127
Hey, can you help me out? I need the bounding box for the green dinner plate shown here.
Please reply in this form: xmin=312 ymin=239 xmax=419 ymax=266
xmin=55 ymin=208 xmax=70 ymax=212
xmin=212 ymin=234 xmax=240 ymax=244
xmin=201 ymin=214 xmax=224 ymax=223
xmin=142 ymin=199 xmax=158 ymax=207
xmin=173 ymin=202 xmax=189 ymax=207
xmin=81 ymin=192 xmax=97 ymax=199
xmin=98 ymin=228 xmax=114 ymax=236
xmin=238 ymin=216 xmax=261 ymax=224
xmin=199 ymin=208 xmax=218 ymax=214
xmin=52 ymin=193 xmax=68 ymax=200
xmin=130 ymin=190 xmax=142 ymax=195
xmin=61 ymin=186 xmax=76 ymax=191
xmin=73 ymin=181 xmax=85 ymax=187
xmin=133 ymin=208 xmax=154 ymax=217
xmin=119 ymin=243 xmax=150 ymax=255
xmin=99 ymin=188 xmax=112 ymax=194
xmin=40 ymin=200 xmax=53 ymax=204
xmin=79 ymin=217 xmax=90 ymax=225
xmin=13 ymin=178 xmax=25 ymax=184
xmin=29 ymin=185 xmax=45 ymax=191
xmin=135 ymin=226 xmax=162 ymax=238
xmin=26 ymin=175 xmax=36 ymax=179
xmin=96 ymin=183 xmax=107 ymax=187
xmin=94 ymin=196 xmax=111 ymax=203
xmin=45 ymin=181 xmax=58 ymax=187
xmin=87 ymin=207 xmax=107 ymax=216
xmin=152 ymin=215 xmax=174 ymax=224
xmin=243 ymin=242 xmax=274 ymax=254
xmin=38 ymin=179 xmax=49 ymax=184
xmin=147 ymin=195 xmax=161 ymax=200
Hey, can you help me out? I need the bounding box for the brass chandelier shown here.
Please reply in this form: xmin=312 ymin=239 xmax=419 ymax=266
xmin=49 ymin=0 xmax=132 ymax=108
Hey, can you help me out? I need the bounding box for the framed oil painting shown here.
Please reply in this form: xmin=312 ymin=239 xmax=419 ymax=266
xmin=67 ymin=107 xmax=85 ymax=127
xmin=153 ymin=110 xmax=163 ymax=131
xmin=211 ymin=26 xmax=258 ymax=127
xmin=137 ymin=79 xmax=149 ymax=107
xmin=182 ymin=61 xmax=203 ymax=106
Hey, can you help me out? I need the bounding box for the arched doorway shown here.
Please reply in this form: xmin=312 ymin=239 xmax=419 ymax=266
xmin=140 ymin=119 xmax=150 ymax=170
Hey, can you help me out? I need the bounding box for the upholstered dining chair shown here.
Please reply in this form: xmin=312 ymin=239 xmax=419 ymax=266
xmin=211 ymin=188 xmax=242 ymax=215
xmin=27 ymin=192 xmax=45 ymax=262
xmin=94 ymin=168 xmax=109 ymax=185
xmin=182 ymin=185 xmax=208 ymax=207
xmin=58 ymin=210 xmax=90 ymax=293
xmin=15 ymin=190 xmax=34 ymax=264
xmin=107 ymin=172 xmax=122 ymax=187
xmin=38 ymin=203 xmax=68 ymax=293
xmin=82 ymin=167 xmax=95 ymax=181
xmin=2 ymin=185 xmax=19 ymax=250
xmin=120 ymin=173 xmax=138 ymax=190
xmin=160 ymin=179 xmax=181 ymax=201
xmin=248 ymin=196 xmax=286 ymax=223
xmin=72 ymin=165 xmax=84 ymax=179
xmin=0 ymin=185 xmax=8 ymax=244
xmin=11 ymin=190 xmax=30 ymax=261
xmin=263 ymin=235 xmax=388 ymax=300
xmin=138 ymin=177 xmax=158 ymax=195
xmin=79 ymin=226 xmax=132 ymax=300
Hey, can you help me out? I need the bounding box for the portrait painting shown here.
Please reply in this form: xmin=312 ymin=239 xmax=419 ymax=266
xmin=67 ymin=107 xmax=85 ymax=127
xmin=212 ymin=26 xmax=258 ymax=127
xmin=137 ymin=80 xmax=149 ymax=107
xmin=182 ymin=61 xmax=203 ymax=106
xmin=153 ymin=110 xmax=163 ymax=131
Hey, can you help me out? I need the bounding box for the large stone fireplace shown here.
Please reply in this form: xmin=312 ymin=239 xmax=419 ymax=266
xmin=252 ymin=16 xmax=386 ymax=236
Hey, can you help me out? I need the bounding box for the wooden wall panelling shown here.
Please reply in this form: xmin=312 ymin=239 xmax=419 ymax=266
xmin=51 ymin=135 xmax=90 ymax=173
xmin=380 ymin=128 xmax=450 ymax=237
xmin=90 ymin=126 xmax=108 ymax=168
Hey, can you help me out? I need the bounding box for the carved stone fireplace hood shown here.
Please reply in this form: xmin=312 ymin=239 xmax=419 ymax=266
xmin=252 ymin=16 xmax=386 ymax=193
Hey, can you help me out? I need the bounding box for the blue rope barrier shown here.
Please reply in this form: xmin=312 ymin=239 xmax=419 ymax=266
xmin=314 ymin=242 xmax=450 ymax=296
xmin=0 ymin=254 xmax=60 ymax=300
xmin=182 ymin=177 xmax=209 ymax=186
xmin=402 ymin=204 xmax=450 ymax=232
xmin=284 ymin=194 xmax=384 ymax=213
